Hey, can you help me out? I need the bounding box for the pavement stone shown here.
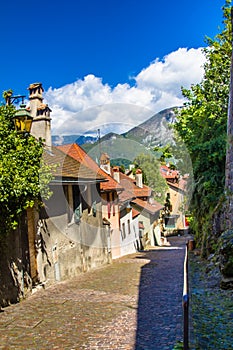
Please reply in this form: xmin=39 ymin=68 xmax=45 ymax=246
xmin=0 ymin=235 xmax=188 ymax=350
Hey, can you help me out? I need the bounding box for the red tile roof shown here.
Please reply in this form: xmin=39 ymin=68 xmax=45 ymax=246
xmin=160 ymin=165 xmax=188 ymax=192
xmin=56 ymin=144 xmax=123 ymax=191
xmin=118 ymin=172 xmax=151 ymax=198
xmin=167 ymin=178 xmax=187 ymax=192
xmin=132 ymin=208 xmax=140 ymax=218
xmin=118 ymin=189 xmax=135 ymax=204
xmin=131 ymin=198 xmax=163 ymax=214
xmin=160 ymin=165 xmax=179 ymax=179
xmin=133 ymin=184 xmax=151 ymax=198
xmin=43 ymin=147 xmax=105 ymax=181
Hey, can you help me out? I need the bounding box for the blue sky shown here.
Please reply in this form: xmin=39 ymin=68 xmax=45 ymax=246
xmin=0 ymin=0 xmax=227 ymax=135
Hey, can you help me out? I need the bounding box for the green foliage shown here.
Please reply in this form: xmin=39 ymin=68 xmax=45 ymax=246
xmin=110 ymin=158 xmax=129 ymax=171
xmin=154 ymin=144 xmax=173 ymax=163
xmin=3 ymin=89 xmax=13 ymax=105
xmin=134 ymin=153 xmax=168 ymax=203
xmin=0 ymin=102 xmax=52 ymax=235
xmin=173 ymin=341 xmax=183 ymax=350
xmin=174 ymin=1 xmax=232 ymax=244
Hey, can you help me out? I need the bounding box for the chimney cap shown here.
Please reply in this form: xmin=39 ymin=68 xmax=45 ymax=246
xmin=100 ymin=153 xmax=110 ymax=164
xmin=28 ymin=82 xmax=44 ymax=92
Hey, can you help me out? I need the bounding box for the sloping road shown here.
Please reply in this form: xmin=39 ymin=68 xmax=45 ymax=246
xmin=0 ymin=236 xmax=187 ymax=350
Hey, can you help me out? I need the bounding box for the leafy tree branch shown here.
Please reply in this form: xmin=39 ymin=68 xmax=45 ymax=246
xmin=0 ymin=95 xmax=53 ymax=235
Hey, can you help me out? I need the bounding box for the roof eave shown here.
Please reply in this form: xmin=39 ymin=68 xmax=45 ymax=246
xmin=50 ymin=177 xmax=108 ymax=185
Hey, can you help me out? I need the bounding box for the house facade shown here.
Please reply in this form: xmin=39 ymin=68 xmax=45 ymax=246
xmin=57 ymin=144 xmax=124 ymax=260
xmin=0 ymin=83 xmax=115 ymax=305
xmin=160 ymin=165 xmax=189 ymax=234
xmin=32 ymin=147 xmax=110 ymax=285
xmin=101 ymin=163 xmax=164 ymax=252
xmin=120 ymin=169 xmax=163 ymax=248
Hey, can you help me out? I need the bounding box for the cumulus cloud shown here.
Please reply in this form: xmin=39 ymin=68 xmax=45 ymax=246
xmin=135 ymin=47 xmax=205 ymax=97
xmin=44 ymin=47 xmax=205 ymax=136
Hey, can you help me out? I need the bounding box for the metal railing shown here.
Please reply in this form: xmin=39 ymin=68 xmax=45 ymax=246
xmin=183 ymin=241 xmax=189 ymax=350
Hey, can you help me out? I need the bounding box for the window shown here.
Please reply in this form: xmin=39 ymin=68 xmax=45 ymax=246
xmin=64 ymin=185 xmax=74 ymax=223
xmin=64 ymin=185 xmax=82 ymax=224
xmin=122 ymin=223 xmax=126 ymax=239
xmin=139 ymin=221 xmax=144 ymax=238
xmin=107 ymin=192 xmax=111 ymax=219
xmin=127 ymin=219 xmax=131 ymax=234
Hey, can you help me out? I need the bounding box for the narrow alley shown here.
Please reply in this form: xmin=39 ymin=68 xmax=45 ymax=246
xmin=0 ymin=236 xmax=187 ymax=350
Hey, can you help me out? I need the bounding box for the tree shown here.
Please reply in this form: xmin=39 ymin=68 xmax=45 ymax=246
xmin=134 ymin=153 xmax=168 ymax=203
xmin=154 ymin=144 xmax=174 ymax=164
xmin=174 ymin=1 xmax=232 ymax=248
xmin=0 ymin=97 xmax=52 ymax=235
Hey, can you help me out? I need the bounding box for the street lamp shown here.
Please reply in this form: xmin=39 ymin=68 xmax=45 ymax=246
xmin=12 ymin=103 xmax=33 ymax=134
xmin=4 ymin=92 xmax=33 ymax=134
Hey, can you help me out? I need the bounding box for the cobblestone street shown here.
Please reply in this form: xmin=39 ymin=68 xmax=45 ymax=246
xmin=0 ymin=236 xmax=187 ymax=350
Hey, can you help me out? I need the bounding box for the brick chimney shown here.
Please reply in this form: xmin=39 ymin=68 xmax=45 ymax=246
xmin=136 ymin=169 xmax=143 ymax=188
xmin=100 ymin=153 xmax=111 ymax=174
xmin=112 ymin=166 xmax=120 ymax=183
xmin=28 ymin=83 xmax=52 ymax=150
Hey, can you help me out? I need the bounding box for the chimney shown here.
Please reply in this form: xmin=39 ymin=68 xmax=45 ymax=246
xmin=100 ymin=153 xmax=111 ymax=174
xmin=136 ymin=169 xmax=143 ymax=188
xmin=28 ymin=82 xmax=52 ymax=150
xmin=112 ymin=166 xmax=120 ymax=183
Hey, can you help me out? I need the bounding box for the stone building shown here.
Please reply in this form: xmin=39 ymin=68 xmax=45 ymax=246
xmin=0 ymin=83 xmax=112 ymax=306
xmin=28 ymin=83 xmax=52 ymax=150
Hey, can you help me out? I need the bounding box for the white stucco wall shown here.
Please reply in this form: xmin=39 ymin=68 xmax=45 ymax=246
xmin=120 ymin=210 xmax=140 ymax=257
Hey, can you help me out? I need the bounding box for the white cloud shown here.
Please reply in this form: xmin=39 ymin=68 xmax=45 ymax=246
xmin=44 ymin=47 xmax=206 ymax=136
xmin=45 ymin=75 xmax=112 ymax=112
xmin=135 ymin=47 xmax=205 ymax=98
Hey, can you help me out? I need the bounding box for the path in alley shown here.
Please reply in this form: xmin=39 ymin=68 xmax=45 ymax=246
xmin=0 ymin=236 xmax=187 ymax=350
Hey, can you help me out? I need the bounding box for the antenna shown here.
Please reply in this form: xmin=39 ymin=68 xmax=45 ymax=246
xmin=98 ymin=128 xmax=101 ymax=164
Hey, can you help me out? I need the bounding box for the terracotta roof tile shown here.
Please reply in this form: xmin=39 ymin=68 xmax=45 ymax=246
xmin=117 ymin=172 xmax=151 ymax=198
xmin=132 ymin=198 xmax=163 ymax=214
xmin=118 ymin=190 xmax=135 ymax=204
xmin=133 ymin=184 xmax=151 ymax=197
xmin=56 ymin=144 xmax=123 ymax=191
xmin=43 ymin=147 xmax=106 ymax=181
xmin=132 ymin=208 xmax=140 ymax=218
xmin=160 ymin=165 xmax=189 ymax=192
xmin=160 ymin=165 xmax=179 ymax=179
xmin=167 ymin=178 xmax=187 ymax=192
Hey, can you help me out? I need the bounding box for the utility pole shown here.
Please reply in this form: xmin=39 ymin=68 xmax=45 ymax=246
xmin=98 ymin=128 xmax=101 ymax=164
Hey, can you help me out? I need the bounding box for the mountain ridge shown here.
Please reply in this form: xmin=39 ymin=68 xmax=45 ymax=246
xmin=52 ymin=106 xmax=178 ymax=149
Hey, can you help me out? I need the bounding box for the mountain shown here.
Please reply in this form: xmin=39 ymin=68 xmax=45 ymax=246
xmin=50 ymin=107 xmax=185 ymax=168
xmin=80 ymin=107 xmax=177 ymax=152
xmin=52 ymin=107 xmax=178 ymax=152
xmin=77 ymin=107 xmax=179 ymax=167
xmin=52 ymin=134 xmax=97 ymax=146
xmin=122 ymin=107 xmax=178 ymax=148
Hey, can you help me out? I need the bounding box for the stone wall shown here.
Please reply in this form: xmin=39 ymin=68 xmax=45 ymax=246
xmin=0 ymin=215 xmax=32 ymax=307
xmin=0 ymin=184 xmax=110 ymax=306
xmin=35 ymin=214 xmax=109 ymax=285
